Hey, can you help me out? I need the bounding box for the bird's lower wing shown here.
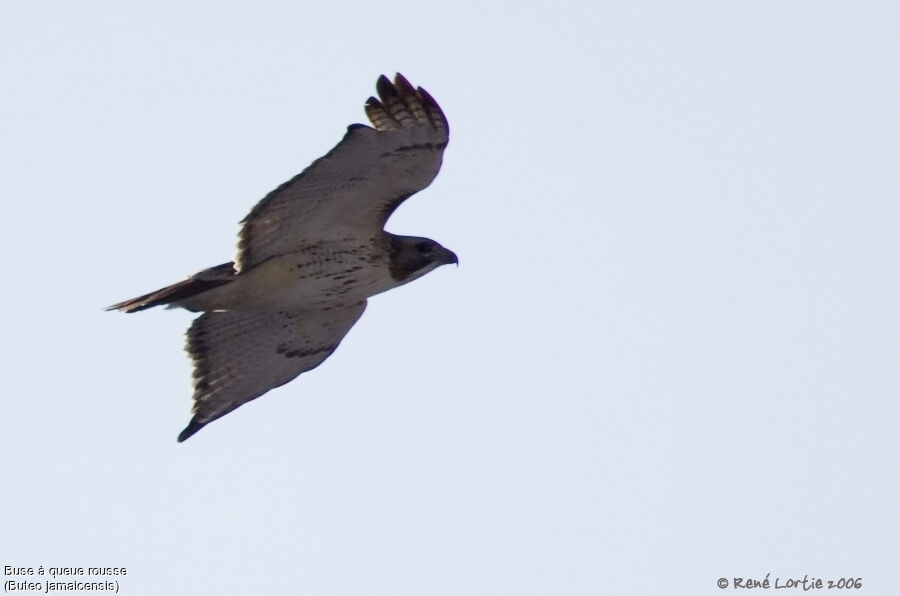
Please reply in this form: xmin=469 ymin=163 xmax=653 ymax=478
xmin=178 ymin=301 xmax=367 ymax=442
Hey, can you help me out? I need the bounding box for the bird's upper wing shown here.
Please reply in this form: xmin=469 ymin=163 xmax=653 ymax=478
xmin=236 ymin=73 xmax=449 ymax=271
xmin=178 ymin=301 xmax=367 ymax=441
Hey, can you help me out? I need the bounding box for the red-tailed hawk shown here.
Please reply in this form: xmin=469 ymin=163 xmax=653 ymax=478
xmin=108 ymin=74 xmax=456 ymax=442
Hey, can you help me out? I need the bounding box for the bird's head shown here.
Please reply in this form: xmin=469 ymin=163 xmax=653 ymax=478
xmin=388 ymin=234 xmax=458 ymax=285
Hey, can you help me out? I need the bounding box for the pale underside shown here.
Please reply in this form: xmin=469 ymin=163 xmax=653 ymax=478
xmin=108 ymin=74 xmax=452 ymax=442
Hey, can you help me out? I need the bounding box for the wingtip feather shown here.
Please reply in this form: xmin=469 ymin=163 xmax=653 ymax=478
xmin=375 ymin=74 xmax=394 ymax=99
xmin=393 ymin=73 xmax=415 ymax=95
xmin=417 ymin=86 xmax=448 ymax=132
xmin=365 ymin=73 xmax=447 ymax=134
xmin=177 ymin=419 xmax=206 ymax=443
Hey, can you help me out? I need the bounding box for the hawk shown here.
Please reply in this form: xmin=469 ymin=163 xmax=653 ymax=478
xmin=108 ymin=74 xmax=456 ymax=442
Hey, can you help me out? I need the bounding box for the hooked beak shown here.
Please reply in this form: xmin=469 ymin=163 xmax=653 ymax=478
xmin=439 ymin=246 xmax=459 ymax=267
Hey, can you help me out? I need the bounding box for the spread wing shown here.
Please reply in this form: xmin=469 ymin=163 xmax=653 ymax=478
xmin=178 ymin=301 xmax=367 ymax=441
xmin=236 ymin=73 xmax=449 ymax=271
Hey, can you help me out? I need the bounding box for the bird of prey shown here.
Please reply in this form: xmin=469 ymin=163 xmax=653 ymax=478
xmin=108 ymin=74 xmax=456 ymax=442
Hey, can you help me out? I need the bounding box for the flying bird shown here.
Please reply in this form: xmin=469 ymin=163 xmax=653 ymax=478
xmin=108 ymin=74 xmax=456 ymax=442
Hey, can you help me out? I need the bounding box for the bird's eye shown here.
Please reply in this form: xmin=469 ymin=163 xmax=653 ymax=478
xmin=416 ymin=242 xmax=432 ymax=254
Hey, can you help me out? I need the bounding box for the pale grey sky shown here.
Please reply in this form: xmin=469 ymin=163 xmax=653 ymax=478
xmin=2 ymin=1 xmax=898 ymax=594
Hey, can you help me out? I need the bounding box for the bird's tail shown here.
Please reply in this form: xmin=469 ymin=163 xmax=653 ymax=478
xmin=106 ymin=262 xmax=237 ymax=313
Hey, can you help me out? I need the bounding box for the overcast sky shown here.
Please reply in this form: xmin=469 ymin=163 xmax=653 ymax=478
xmin=2 ymin=1 xmax=898 ymax=594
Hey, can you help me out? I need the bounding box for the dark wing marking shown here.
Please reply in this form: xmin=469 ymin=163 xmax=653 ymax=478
xmin=178 ymin=301 xmax=367 ymax=441
xmin=236 ymin=73 xmax=449 ymax=271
